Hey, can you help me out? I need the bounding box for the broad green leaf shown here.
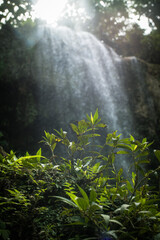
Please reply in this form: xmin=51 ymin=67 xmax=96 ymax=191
xmin=130 ymin=135 xmax=135 ymax=141
xmin=36 ymin=148 xmax=42 ymax=162
xmin=77 ymin=185 xmax=89 ymax=205
xmin=136 ymin=159 xmax=150 ymax=164
xmin=51 ymin=142 xmax=57 ymax=152
xmin=89 ymin=189 xmax=97 ymax=203
xmin=117 ymin=168 xmax=123 ymax=177
xmin=15 ymin=155 xmax=45 ymax=163
xmin=110 ymin=153 xmax=115 ymax=163
xmin=116 ymin=150 xmax=129 ymax=154
xmin=54 ymin=196 xmax=77 ymax=208
xmin=126 ymin=180 xmax=133 ymax=192
xmin=66 ymin=192 xmax=79 ymax=206
xmin=139 ymin=198 xmax=146 ymax=205
xmin=93 ymin=108 xmax=98 ymax=123
xmin=116 ymin=144 xmax=132 ymax=151
xmin=142 ymin=138 xmax=147 ymax=143
xmin=132 ymin=172 xmax=136 ymax=185
xmin=83 ymin=158 xmax=92 ymax=168
xmin=107 ymin=230 xmax=118 ymax=239
xmin=92 ymin=162 xmax=102 ymax=173
xmin=36 ymin=148 xmax=41 ymax=156
xmin=86 ymin=114 xmax=91 ymax=122
xmin=119 ymin=138 xmax=131 ymax=144
xmin=154 ymin=150 xmax=160 ymax=162
xmin=90 ymin=113 xmax=94 ymax=124
xmin=110 ymin=219 xmax=123 ymax=227
xmin=138 ymin=211 xmax=151 ymax=215
xmin=136 ymin=151 xmax=149 ymax=158
xmin=120 ymin=204 xmax=130 ymax=211
xmin=101 ymin=214 xmax=110 ymax=228
xmin=77 ymin=197 xmax=89 ymax=211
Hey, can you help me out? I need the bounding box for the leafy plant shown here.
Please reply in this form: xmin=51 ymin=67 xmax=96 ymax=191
xmin=0 ymin=109 xmax=160 ymax=239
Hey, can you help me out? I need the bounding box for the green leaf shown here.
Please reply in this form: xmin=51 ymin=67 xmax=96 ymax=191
xmin=93 ymin=108 xmax=98 ymax=123
xmin=96 ymin=123 xmax=106 ymax=128
xmin=154 ymin=150 xmax=160 ymax=162
xmin=85 ymin=134 xmax=100 ymax=138
xmin=107 ymin=230 xmax=118 ymax=239
xmin=78 ymin=120 xmax=89 ymax=134
xmin=92 ymin=162 xmax=102 ymax=173
xmin=29 ymin=174 xmax=38 ymax=185
xmin=110 ymin=219 xmax=123 ymax=227
xmin=130 ymin=135 xmax=135 ymax=141
xmin=132 ymin=172 xmax=136 ymax=185
xmin=89 ymin=189 xmax=97 ymax=203
xmin=54 ymin=196 xmax=77 ymax=208
xmin=66 ymin=192 xmax=79 ymax=206
xmin=117 ymin=168 xmax=123 ymax=177
xmin=114 ymin=204 xmax=130 ymax=214
xmin=136 ymin=151 xmax=149 ymax=158
xmin=17 ymin=155 xmax=45 ymax=163
xmin=86 ymin=114 xmax=91 ymax=122
xmin=126 ymin=180 xmax=133 ymax=192
xmin=77 ymin=197 xmax=89 ymax=211
xmin=101 ymin=214 xmax=110 ymax=228
xmin=138 ymin=211 xmax=151 ymax=215
xmin=116 ymin=150 xmax=129 ymax=154
xmin=77 ymin=185 xmax=89 ymax=205
xmin=90 ymin=113 xmax=94 ymax=124
xmin=116 ymin=144 xmax=132 ymax=151
xmin=36 ymin=148 xmax=41 ymax=156
xmin=70 ymin=123 xmax=79 ymax=134
xmin=137 ymin=159 xmax=150 ymax=164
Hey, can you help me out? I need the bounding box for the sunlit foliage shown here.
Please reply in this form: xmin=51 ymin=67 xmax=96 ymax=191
xmin=0 ymin=110 xmax=160 ymax=239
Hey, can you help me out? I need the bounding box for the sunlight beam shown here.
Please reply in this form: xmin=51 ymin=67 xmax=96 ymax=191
xmin=34 ymin=0 xmax=67 ymax=25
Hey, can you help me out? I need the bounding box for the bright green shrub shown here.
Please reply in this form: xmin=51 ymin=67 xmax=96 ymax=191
xmin=0 ymin=109 xmax=160 ymax=240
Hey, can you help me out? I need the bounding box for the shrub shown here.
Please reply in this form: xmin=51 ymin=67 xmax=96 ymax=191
xmin=0 ymin=109 xmax=160 ymax=239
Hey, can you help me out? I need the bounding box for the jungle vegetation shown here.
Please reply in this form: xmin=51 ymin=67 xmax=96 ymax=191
xmin=0 ymin=0 xmax=160 ymax=63
xmin=0 ymin=110 xmax=160 ymax=239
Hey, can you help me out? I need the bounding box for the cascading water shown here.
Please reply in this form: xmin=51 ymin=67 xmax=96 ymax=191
xmin=34 ymin=26 xmax=134 ymax=138
xmin=31 ymin=25 xmax=139 ymax=171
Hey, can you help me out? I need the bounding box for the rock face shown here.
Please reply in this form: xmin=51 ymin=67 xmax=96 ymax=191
xmin=146 ymin=62 xmax=160 ymax=138
xmin=0 ymin=25 xmax=160 ymax=153
xmin=121 ymin=57 xmax=160 ymax=143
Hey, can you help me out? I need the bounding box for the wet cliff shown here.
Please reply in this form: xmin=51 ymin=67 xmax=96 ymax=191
xmin=0 ymin=25 xmax=160 ymax=153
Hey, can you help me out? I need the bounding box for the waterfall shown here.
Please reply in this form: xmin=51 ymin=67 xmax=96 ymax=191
xmin=34 ymin=26 xmax=134 ymax=138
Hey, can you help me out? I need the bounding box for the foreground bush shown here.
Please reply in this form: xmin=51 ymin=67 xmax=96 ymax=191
xmin=0 ymin=110 xmax=160 ymax=240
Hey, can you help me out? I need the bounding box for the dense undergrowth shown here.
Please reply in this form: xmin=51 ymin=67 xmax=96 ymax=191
xmin=0 ymin=110 xmax=160 ymax=240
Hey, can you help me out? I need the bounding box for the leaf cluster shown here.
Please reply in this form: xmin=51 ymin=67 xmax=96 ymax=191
xmin=0 ymin=109 xmax=160 ymax=239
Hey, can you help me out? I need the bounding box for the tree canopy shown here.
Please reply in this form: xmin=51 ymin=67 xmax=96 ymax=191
xmin=0 ymin=0 xmax=160 ymax=63
xmin=0 ymin=0 xmax=34 ymax=26
xmin=131 ymin=0 xmax=160 ymax=32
